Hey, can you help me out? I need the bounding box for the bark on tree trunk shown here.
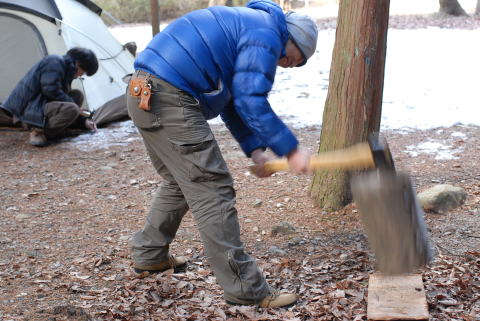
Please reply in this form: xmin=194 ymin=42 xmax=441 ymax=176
xmin=225 ymin=0 xmax=233 ymax=6
xmin=310 ymin=0 xmax=390 ymax=211
xmin=439 ymin=0 xmax=467 ymax=16
xmin=476 ymin=0 xmax=480 ymax=15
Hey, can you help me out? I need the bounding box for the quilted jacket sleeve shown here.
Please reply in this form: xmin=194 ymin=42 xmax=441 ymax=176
xmin=228 ymin=28 xmax=298 ymax=157
xmin=39 ymin=57 xmax=74 ymax=103
xmin=220 ymin=101 xmax=266 ymax=157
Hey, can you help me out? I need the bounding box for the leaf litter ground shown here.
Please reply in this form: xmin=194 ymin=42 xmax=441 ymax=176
xmin=1 ymin=122 xmax=478 ymax=321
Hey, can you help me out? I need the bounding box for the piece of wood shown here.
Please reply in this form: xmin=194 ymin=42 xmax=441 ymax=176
xmin=367 ymin=273 xmax=429 ymax=320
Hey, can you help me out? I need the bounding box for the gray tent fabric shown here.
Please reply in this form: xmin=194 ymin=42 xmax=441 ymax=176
xmin=0 ymin=0 xmax=62 ymax=21
xmin=0 ymin=13 xmax=47 ymax=103
xmin=0 ymin=0 xmax=101 ymax=21
xmin=92 ymin=94 xmax=129 ymax=127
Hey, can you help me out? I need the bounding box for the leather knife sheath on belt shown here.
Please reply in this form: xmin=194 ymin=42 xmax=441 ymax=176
xmin=129 ymin=77 xmax=152 ymax=111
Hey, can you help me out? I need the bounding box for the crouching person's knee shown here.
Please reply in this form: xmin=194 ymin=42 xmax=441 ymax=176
xmin=44 ymin=101 xmax=80 ymax=131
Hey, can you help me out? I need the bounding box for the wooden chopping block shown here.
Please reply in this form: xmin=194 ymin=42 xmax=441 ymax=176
xmin=367 ymin=273 xmax=429 ymax=320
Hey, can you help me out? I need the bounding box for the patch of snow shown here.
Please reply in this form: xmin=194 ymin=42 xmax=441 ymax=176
xmin=451 ymin=132 xmax=466 ymax=138
xmin=405 ymin=140 xmax=462 ymax=160
xmin=295 ymin=0 xmax=479 ymax=16
xmin=65 ymin=120 xmax=140 ymax=152
xmin=209 ymin=29 xmax=480 ymax=131
xmin=101 ymin=20 xmax=480 ymax=155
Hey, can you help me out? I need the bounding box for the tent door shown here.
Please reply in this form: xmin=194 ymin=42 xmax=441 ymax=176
xmin=0 ymin=12 xmax=47 ymax=103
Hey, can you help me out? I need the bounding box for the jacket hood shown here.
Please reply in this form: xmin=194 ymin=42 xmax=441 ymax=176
xmin=246 ymin=0 xmax=289 ymax=50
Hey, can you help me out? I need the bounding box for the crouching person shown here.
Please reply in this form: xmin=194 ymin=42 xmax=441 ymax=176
xmin=0 ymin=47 xmax=98 ymax=146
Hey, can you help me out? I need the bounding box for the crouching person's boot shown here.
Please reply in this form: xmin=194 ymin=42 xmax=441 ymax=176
xmin=29 ymin=128 xmax=47 ymax=147
xmin=133 ymin=255 xmax=187 ymax=273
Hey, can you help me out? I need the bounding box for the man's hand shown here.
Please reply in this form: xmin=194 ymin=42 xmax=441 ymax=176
xmin=84 ymin=118 xmax=97 ymax=131
xmin=287 ymin=148 xmax=312 ymax=174
xmin=250 ymin=148 xmax=274 ymax=178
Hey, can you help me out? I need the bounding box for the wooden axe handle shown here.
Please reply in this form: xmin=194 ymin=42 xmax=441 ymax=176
xmin=261 ymin=142 xmax=375 ymax=173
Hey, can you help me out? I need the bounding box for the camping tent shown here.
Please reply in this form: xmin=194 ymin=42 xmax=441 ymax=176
xmin=0 ymin=0 xmax=134 ymax=126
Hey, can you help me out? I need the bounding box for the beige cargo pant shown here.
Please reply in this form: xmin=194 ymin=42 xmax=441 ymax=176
xmin=127 ymin=71 xmax=269 ymax=304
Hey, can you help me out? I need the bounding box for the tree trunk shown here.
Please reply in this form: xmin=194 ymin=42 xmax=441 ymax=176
xmin=476 ymin=0 xmax=480 ymax=15
xmin=209 ymin=0 xmax=229 ymax=6
xmin=439 ymin=0 xmax=467 ymax=16
xmin=280 ymin=0 xmax=291 ymax=11
xmin=150 ymin=0 xmax=160 ymax=37
xmin=310 ymin=0 xmax=390 ymax=211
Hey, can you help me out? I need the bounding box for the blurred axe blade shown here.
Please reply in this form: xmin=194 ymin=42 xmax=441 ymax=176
xmin=351 ymin=171 xmax=433 ymax=274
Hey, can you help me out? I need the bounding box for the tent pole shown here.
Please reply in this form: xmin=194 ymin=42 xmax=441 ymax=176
xmin=150 ymin=0 xmax=160 ymax=36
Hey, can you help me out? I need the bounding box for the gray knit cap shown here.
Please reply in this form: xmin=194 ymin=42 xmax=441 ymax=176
xmin=285 ymin=11 xmax=318 ymax=67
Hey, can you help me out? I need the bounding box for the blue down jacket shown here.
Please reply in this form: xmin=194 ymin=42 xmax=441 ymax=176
xmin=134 ymin=0 xmax=298 ymax=157
xmin=2 ymin=54 xmax=76 ymax=128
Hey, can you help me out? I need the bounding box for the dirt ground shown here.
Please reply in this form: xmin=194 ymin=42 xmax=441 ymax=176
xmin=1 ymin=13 xmax=480 ymax=321
xmin=1 ymin=120 xmax=479 ymax=321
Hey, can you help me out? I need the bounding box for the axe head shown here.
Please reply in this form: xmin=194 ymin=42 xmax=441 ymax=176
xmin=351 ymin=171 xmax=433 ymax=274
xmin=368 ymin=133 xmax=395 ymax=170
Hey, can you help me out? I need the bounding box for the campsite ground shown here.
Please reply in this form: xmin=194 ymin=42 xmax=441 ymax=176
xmin=1 ymin=123 xmax=479 ymax=321
xmin=1 ymin=14 xmax=480 ymax=321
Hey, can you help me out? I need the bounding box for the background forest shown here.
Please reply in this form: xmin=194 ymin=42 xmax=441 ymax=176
xmin=95 ymin=0 xmax=479 ymax=25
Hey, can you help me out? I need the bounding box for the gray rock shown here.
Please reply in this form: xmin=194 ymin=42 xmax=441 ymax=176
xmin=417 ymin=184 xmax=467 ymax=214
xmin=268 ymin=246 xmax=286 ymax=256
xmin=288 ymin=237 xmax=305 ymax=246
xmin=271 ymin=222 xmax=296 ymax=236
xmin=119 ymin=235 xmax=131 ymax=241
xmin=15 ymin=213 xmax=33 ymax=219
xmin=252 ymin=199 xmax=263 ymax=208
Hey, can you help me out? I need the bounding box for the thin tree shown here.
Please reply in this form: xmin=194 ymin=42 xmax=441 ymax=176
xmin=280 ymin=0 xmax=291 ymax=11
xmin=476 ymin=0 xmax=480 ymax=15
xmin=208 ymin=0 xmax=234 ymax=6
xmin=150 ymin=0 xmax=160 ymax=36
xmin=439 ymin=0 xmax=467 ymax=16
xmin=310 ymin=0 xmax=390 ymax=210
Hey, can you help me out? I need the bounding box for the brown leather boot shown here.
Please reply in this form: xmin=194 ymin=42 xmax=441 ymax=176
xmin=133 ymin=255 xmax=187 ymax=273
xmin=29 ymin=128 xmax=47 ymax=147
xmin=258 ymin=289 xmax=298 ymax=308
xmin=226 ymin=288 xmax=298 ymax=308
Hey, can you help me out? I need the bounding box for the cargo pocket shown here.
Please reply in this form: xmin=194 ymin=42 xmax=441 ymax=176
xmin=126 ymin=94 xmax=161 ymax=129
xmin=169 ymin=132 xmax=229 ymax=182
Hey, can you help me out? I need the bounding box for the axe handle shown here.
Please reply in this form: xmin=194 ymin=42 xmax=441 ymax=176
xmin=263 ymin=142 xmax=375 ymax=172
